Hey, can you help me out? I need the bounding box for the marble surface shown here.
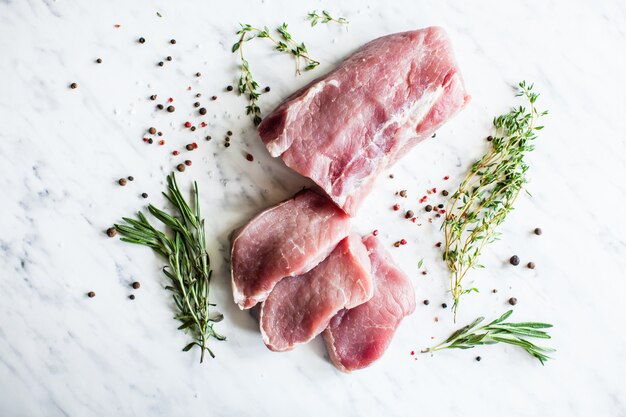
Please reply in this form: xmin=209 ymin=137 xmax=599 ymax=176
xmin=1 ymin=0 xmax=626 ymax=416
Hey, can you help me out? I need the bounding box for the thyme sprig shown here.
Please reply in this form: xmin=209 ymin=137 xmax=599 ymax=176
xmin=114 ymin=174 xmax=225 ymax=363
xmin=426 ymin=310 xmax=555 ymax=365
xmin=306 ymin=10 xmax=349 ymax=26
xmin=442 ymin=81 xmax=547 ymax=320
xmin=231 ymin=23 xmax=320 ymax=125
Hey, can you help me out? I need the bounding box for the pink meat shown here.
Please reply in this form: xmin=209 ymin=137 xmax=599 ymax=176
xmin=323 ymin=235 xmax=416 ymax=372
xmin=258 ymin=27 xmax=470 ymax=216
xmin=231 ymin=190 xmax=351 ymax=309
xmin=259 ymin=234 xmax=373 ymax=352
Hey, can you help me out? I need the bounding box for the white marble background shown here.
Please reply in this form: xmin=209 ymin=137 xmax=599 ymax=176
xmin=1 ymin=0 xmax=626 ymax=416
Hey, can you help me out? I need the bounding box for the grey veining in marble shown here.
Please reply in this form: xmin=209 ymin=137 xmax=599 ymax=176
xmin=1 ymin=0 xmax=626 ymax=416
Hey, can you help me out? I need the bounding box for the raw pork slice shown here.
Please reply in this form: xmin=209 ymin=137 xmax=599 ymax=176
xmin=231 ymin=190 xmax=350 ymax=309
xmin=259 ymin=234 xmax=373 ymax=352
xmin=258 ymin=27 xmax=470 ymax=215
xmin=323 ymin=235 xmax=416 ymax=372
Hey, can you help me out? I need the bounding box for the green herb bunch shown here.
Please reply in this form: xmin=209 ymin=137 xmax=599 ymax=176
xmin=231 ymin=23 xmax=320 ymax=126
xmin=115 ymin=174 xmax=225 ymax=363
xmin=306 ymin=10 xmax=349 ymax=26
xmin=426 ymin=310 xmax=555 ymax=365
xmin=442 ymin=81 xmax=547 ymax=319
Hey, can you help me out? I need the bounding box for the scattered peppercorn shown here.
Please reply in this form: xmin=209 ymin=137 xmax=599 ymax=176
xmin=442 ymin=190 xmax=449 ymax=196
xmin=425 ymin=205 xmax=433 ymax=212
xmin=118 ymin=178 xmax=127 ymax=186
xmin=246 ymin=153 xmax=254 ymax=162
xmin=224 ymin=142 xmax=231 ymax=148
xmin=186 ymin=144 xmax=194 ymax=151
xmin=159 ymin=61 xmax=166 ymax=67
xmin=441 ymin=303 xmax=448 ymax=309
xmin=106 ymin=227 xmax=117 ymax=238
xmin=167 ymin=105 xmax=175 ymax=112
xmin=475 ymin=356 xmax=482 ymax=362
xmin=509 ymin=255 xmax=520 ymax=266
xmin=438 ymin=203 xmax=444 ymax=209
xmin=431 ymin=133 xmax=437 ymax=138
xmin=148 ymin=127 xmax=156 ymax=134
xmin=199 ymin=107 xmax=207 ymax=115
xmin=96 ymin=58 xmax=102 ymax=64
xmin=129 ymin=294 xmax=135 ymax=300
xmin=190 ymin=126 xmax=196 ymax=132
xmin=193 ymin=102 xmax=200 ymax=108
xmin=527 ymin=261 xmax=536 ymax=269
xmin=435 ymin=242 xmax=442 ymax=247
xmin=184 ymin=160 xmax=192 ymax=166
xmin=405 ymin=210 xmax=414 ymax=219
xmin=205 ymin=136 xmax=212 ymax=141
xmin=127 ymin=176 xmax=134 ymax=181
xmin=486 ymin=135 xmax=493 ymax=141
xmin=156 ymin=104 xmax=164 ymax=110
xmin=392 ymin=203 xmax=400 ymax=211
xmin=393 ymin=241 xmax=401 ymax=248
xmin=132 ymin=281 xmax=141 ymax=289
xmin=399 ymin=190 xmax=407 ymax=197
xmin=166 ymin=56 xmax=172 ymax=61
xmin=423 ymin=299 xmax=430 ymax=305
xmin=87 ymin=291 xmax=96 ymax=298
xmin=534 ymin=227 xmax=543 ymax=235
xmin=147 ymin=138 xmax=153 ymax=144
xmin=170 ymin=39 xmax=176 ymax=44
xmin=176 ymin=164 xmax=186 ymax=172
xmin=70 ymin=82 xmax=78 ymax=89
xmin=227 ymin=130 xmax=233 ymax=136
xmin=211 ymin=95 xmax=217 ymax=100
xmin=264 ymin=86 xmax=271 ymax=92
xmin=196 ymin=93 xmax=201 ymax=98
xmin=225 ymin=137 xmax=230 ymax=142
xmin=195 ymin=72 xmax=201 ymax=77
xmin=389 ymin=174 xmax=394 ymax=179
xmin=508 ymin=297 xmax=518 ymax=306
xmin=138 ymin=37 xmax=145 ymax=44
xmin=157 ymin=131 xmax=163 ymax=136
xmin=372 ymin=230 xmax=379 ymax=236
xmin=141 ymin=193 xmax=148 ymax=198
xmin=492 ymin=289 xmax=498 ymax=293
xmin=226 ymin=85 xmax=234 ymax=91
xmin=421 ymin=270 xmax=427 ymax=275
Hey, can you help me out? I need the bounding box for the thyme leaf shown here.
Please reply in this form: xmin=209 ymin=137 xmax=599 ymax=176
xmin=306 ymin=10 xmax=349 ymax=27
xmin=442 ymin=81 xmax=548 ymax=320
xmin=114 ymin=173 xmax=225 ymax=363
xmin=426 ymin=310 xmax=555 ymax=365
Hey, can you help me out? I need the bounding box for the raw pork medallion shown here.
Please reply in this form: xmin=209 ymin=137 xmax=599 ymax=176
xmin=258 ymin=27 xmax=470 ymax=215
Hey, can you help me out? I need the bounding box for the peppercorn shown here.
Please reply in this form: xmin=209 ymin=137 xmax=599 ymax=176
xmin=421 ymin=271 xmax=427 ymax=275
xmin=435 ymin=242 xmax=442 ymax=247
xmin=70 ymin=82 xmax=78 ymax=89
xmin=147 ymin=138 xmax=153 ymax=144
xmin=400 ymin=239 xmax=407 ymax=245
xmin=184 ymin=160 xmax=192 ymax=166
xmin=509 ymin=255 xmax=520 ymax=266
xmin=399 ymin=190 xmax=407 ymax=197
xmin=264 ymin=86 xmax=271 ymax=92
xmin=196 ymin=72 xmax=201 ymax=77
xmin=246 ymin=153 xmax=254 ymax=162
xmin=190 ymin=126 xmax=196 ymax=132
xmin=149 ymin=95 xmax=157 ymax=101
xmin=167 ymin=105 xmax=175 ymax=112
xmin=118 ymin=178 xmax=127 ymax=186
xmin=405 ymin=210 xmax=414 ymax=219
xmin=423 ymin=300 xmax=430 ymax=305
xmin=527 ymin=261 xmax=536 ymax=269
xmin=425 ymin=205 xmax=433 ymax=212
xmin=227 ymin=130 xmax=233 ymax=136
xmin=441 ymin=303 xmax=448 ymax=309
xmin=431 ymin=133 xmax=437 ymax=138
xmin=132 ymin=281 xmax=141 ymax=289
xmin=157 ymin=132 xmax=163 ymax=136
xmin=186 ymin=144 xmax=194 ymax=151
xmin=106 ymin=227 xmax=117 ymax=238
xmin=170 ymin=39 xmax=176 ymax=44
xmin=224 ymin=142 xmax=230 ymax=148
xmin=389 ymin=174 xmax=394 ymax=179
xmin=534 ymin=227 xmax=543 ymax=235
xmin=158 ymin=61 xmax=164 ymax=67
xmin=211 ymin=95 xmax=217 ymax=100
xmin=205 ymin=136 xmax=212 ymax=141
xmin=87 ymin=291 xmax=96 ymax=298
xmin=226 ymin=85 xmax=234 ymax=91
xmin=129 ymin=294 xmax=135 ymax=300
xmin=438 ymin=203 xmax=444 ymax=209
xmin=393 ymin=241 xmax=400 ymax=248
xmin=138 ymin=37 xmax=145 ymax=44
xmin=199 ymin=108 xmax=207 ymax=115
xmin=442 ymin=190 xmax=449 ymax=196
xmin=184 ymin=121 xmax=192 ymax=128
xmin=193 ymin=102 xmax=200 ymax=108
xmin=127 ymin=176 xmax=134 ymax=181
xmin=508 ymin=297 xmax=518 ymax=306
xmin=164 ymin=56 xmax=172 ymax=63
xmin=492 ymin=289 xmax=498 ymax=293
xmin=392 ymin=204 xmax=400 ymax=211
xmin=157 ymin=104 xmax=164 ymax=110
xmin=96 ymin=58 xmax=102 ymax=64
xmin=141 ymin=192 xmax=148 ymax=198
xmin=176 ymin=164 xmax=185 ymax=172
xmin=148 ymin=127 xmax=156 ymax=134
xmin=487 ymin=135 xmax=493 ymax=141
xmin=475 ymin=356 xmax=482 ymax=362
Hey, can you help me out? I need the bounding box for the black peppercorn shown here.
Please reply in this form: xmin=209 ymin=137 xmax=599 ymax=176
xmin=96 ymin=58 xmax=102 ymax=64
xmin=475 ymin=356 xmax=482 ymax=362
xmin=425 ymin=205 xmax=433 ymax=212
xmin=441 ymin=303 xmax=448 ymax=309
xmin=527 ymin=261 xmax=536 ymax=269
xmin=132 ymin=281 xmax=141 ymax=289
xmin=205 ymin=136 xmax=212 ymax=141
xmin=129 ymin=294 xmax=135 ymax=300
xmin=70 ymin=82 xmax=78 ymax=89
xmin=534 ymin=227 xmax=543 ymax=235
xmin=264 ymin=86 xmax=271 ymax=92
xmin=167 ymin=105 xmax=175 ymax=113
xmin=405 ymin=210 xmax=414 ymax=219
xmin=87 ymin=291 xmax=96 ymax=298
xmin=487 ymin=135 xmax=493 ymax=141
xmin=118 ymin=178 xmax=127 ymax=186
xmin=106 ymin=227 xmax=117 ymax=238
xmin=196 ymin=93 xmax=201 ymax=98
xmin=141 ymin=193 xmax=148 ymax=198
xmin=138 ymin=37 xmax=145 ymax=44
xmin=157 ymin=104 xmax=164 ymax=110
xmin=226 ymin=85 xmax=234 ymax=91
xmin=176 ymin=163 xmax=186 ymax=172
xmin=166 ymin=56 xmax=172 ymax=61
xmin=186 ymin=144 xmax=194 ymax=151
xmin=195 ymin=72 xmax=201 ymax=77
xmin=127 ymin=176 xmax=134 ymax=181
xmin=147 ymin=138 xmax=153 ymax=144
xmin=227 ymin=130 xmax=233 ymax=136
xmin=442 ymin=190 xmax=449 ymax=196
xmin=508 ymin=297 xmax=518 ymax=306
xmin=158 ymin=61 xmax=164 ymax=67
xmin=190 ymin=126 xmax=196 ymax=132
xmin=423 ymin=299 xmax=430 ymax=305
xmin=199 ymin=107 xmax=207 ymax=115
xmin=150 ymin=95 xmax=157 ymax=101
xmin=224 ymin=142 xmax=230 ymax=148
xmin=438 ymin=203 xmax=444 ymax=209
xmin=170 ymin=39 xmax=176 ymax=44
xmin=509 ymin=255 xmax=520 ymax=266
xmin=194 ymin=102 xmax=200 ymax=108
xmin=246 ymin=153 xmax=254 ymax=162
xmin=211 ymin=95 xmax=217 ymax=100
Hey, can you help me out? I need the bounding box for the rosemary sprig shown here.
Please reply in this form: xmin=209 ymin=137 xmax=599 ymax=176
xmin=231 ymin=23 xmax=320 ymax=125
xmin=306 ymin=10 xmax=349 ymax=26
xmin=114 ymin=173 xmax=225 ymax=363
xmin=442 ymin=81 xmax=547 ymax=320
xmin=425 ymin=310 xmax=555 ymax=365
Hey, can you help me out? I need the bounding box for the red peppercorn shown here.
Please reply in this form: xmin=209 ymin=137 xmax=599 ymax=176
xmin=392 ymin=204 xmax=400 ymax=211
xmin=400 ymin=239 xmax=407 ymax=245
xmin=143 ymin=137 xmax=148 ymax=142
xmin=410 ymin=351 xmax=415 ymax=356
xmin=184 ymin=160 xmax=192 ymax=166
xmin=372 ymin=229 xmax=379 ymax=236
xmin=200 ymin=122 xmax=207 ymax=127
xmin=444 ymin=176 xmax=450 ymax=180
xmin=192 ymin=142 xmax=198 ymax=149
xmin=184 ymin=121 xmax=192 ymax=128
xmin=439 ymin=209 xmax=446 ymax=214
xmin=246 ymin=153 xmax=254 ymax=161
xmin=187 ymin=86 xmax=192 ymax=91
xmin=168 ymin=97 xmax=173 ymax=103
xmin=158 ymin=140 xmax=165 ymax=146
xmin=431 ymin=188 xmax=437 ymax=193
xmin=172 ymin=150 xmax=179 ymax=156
